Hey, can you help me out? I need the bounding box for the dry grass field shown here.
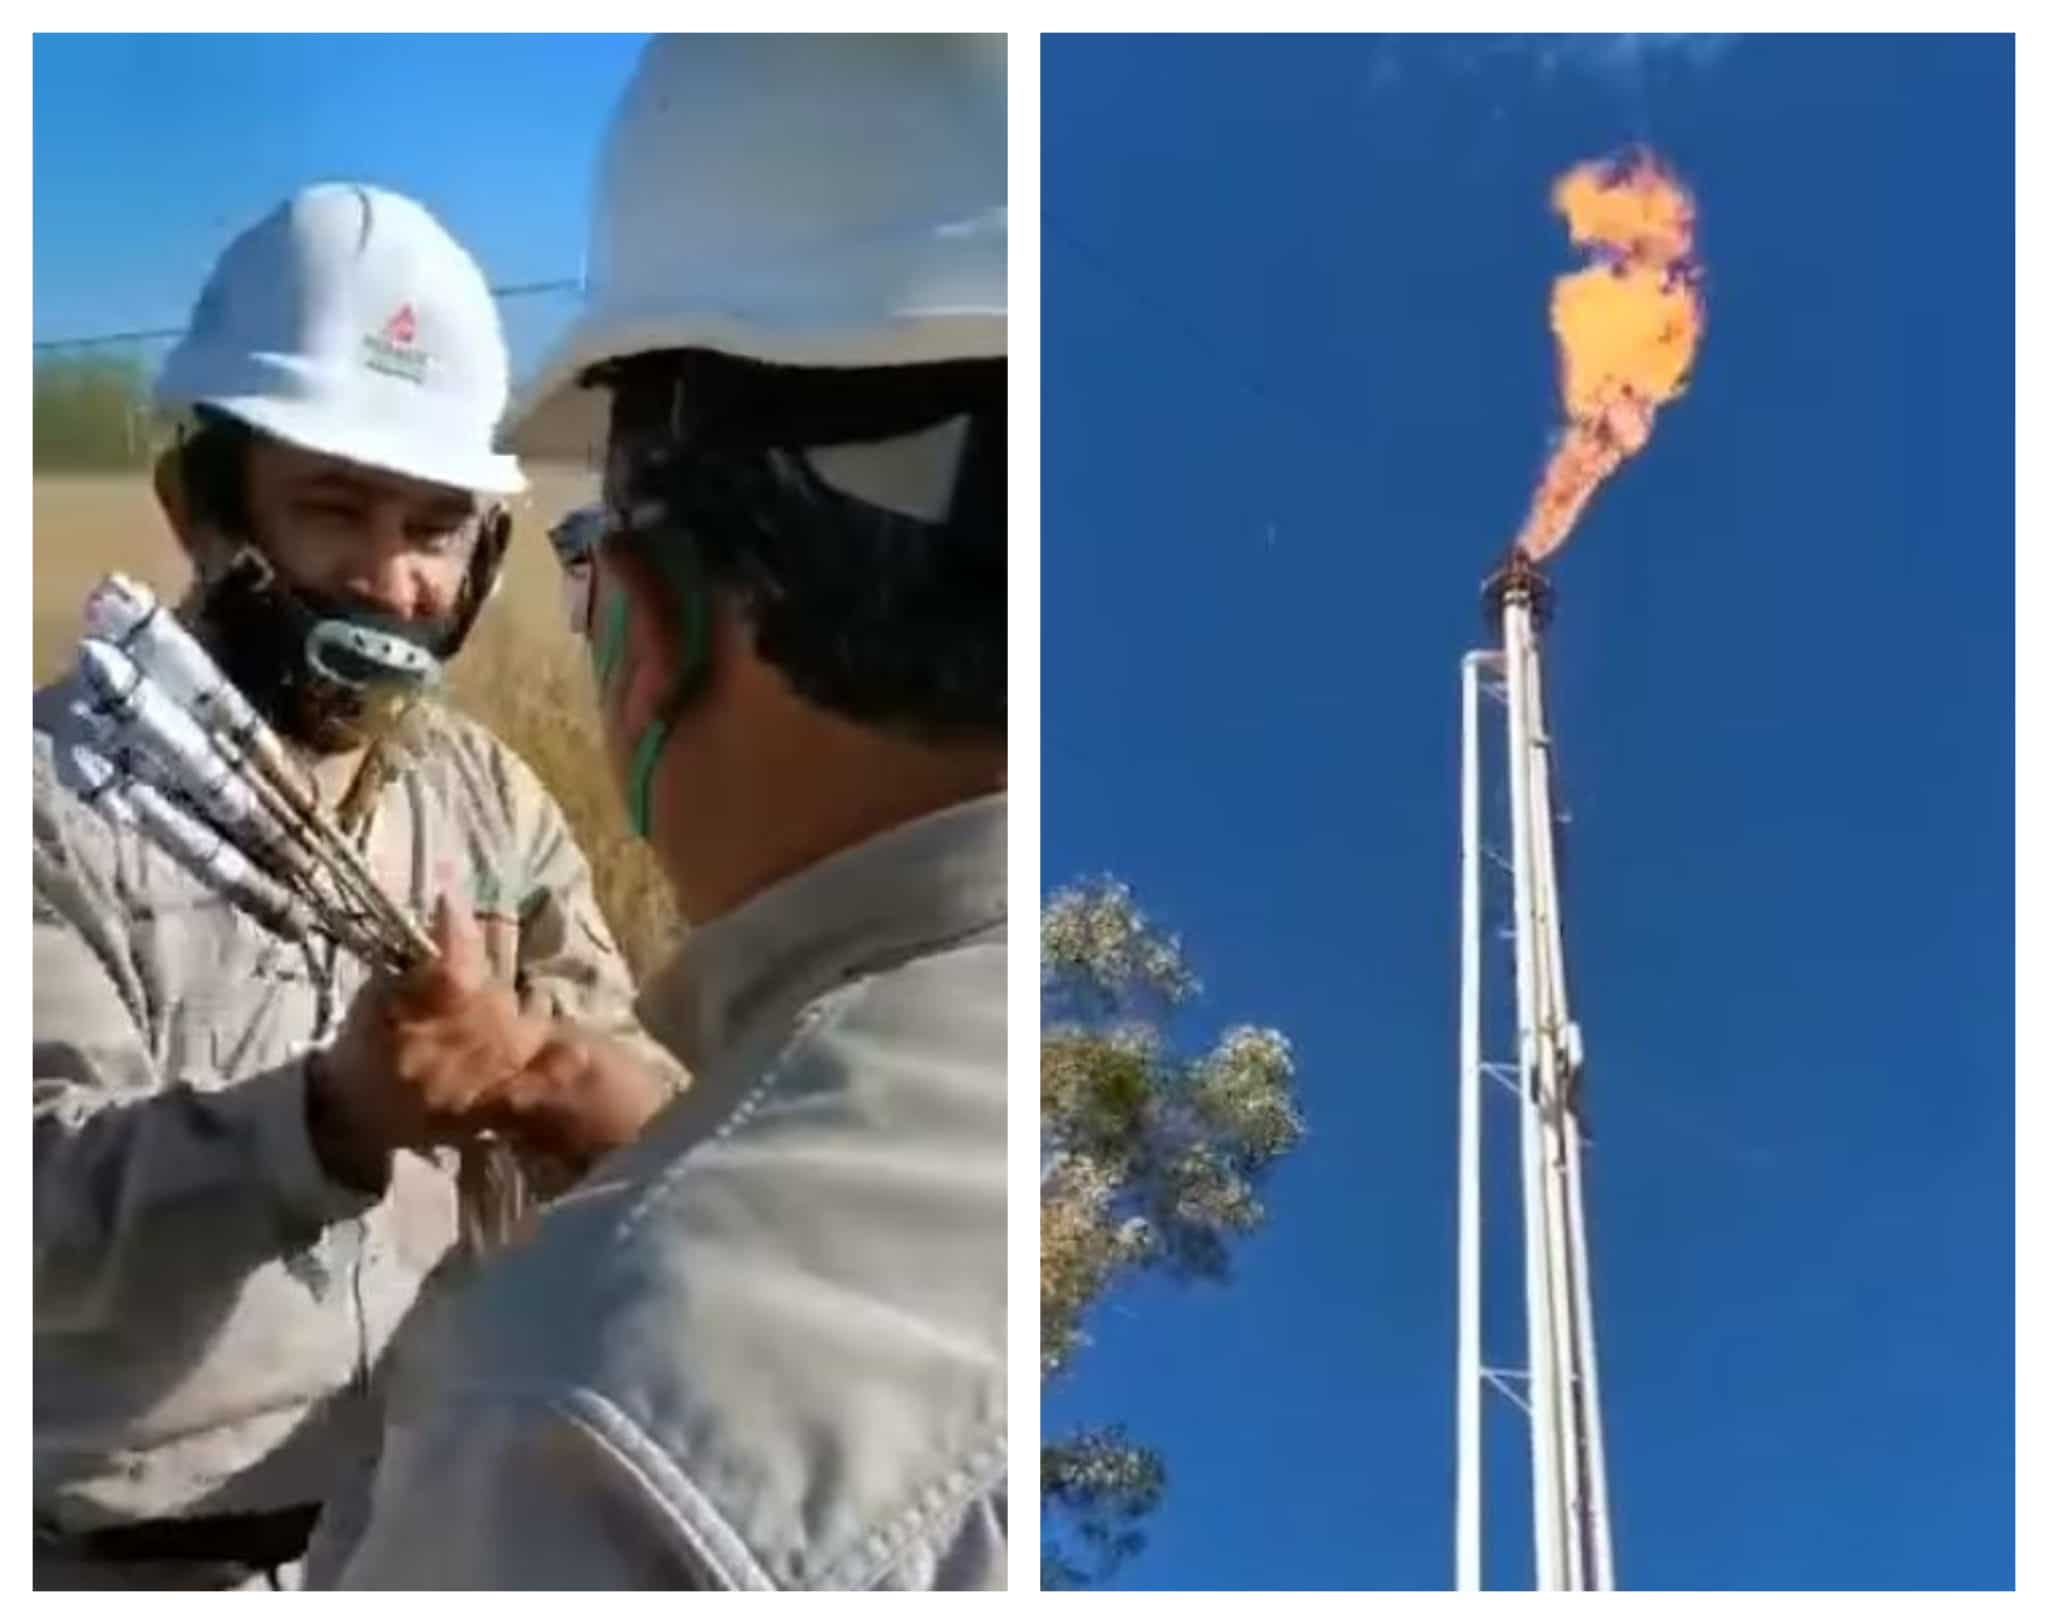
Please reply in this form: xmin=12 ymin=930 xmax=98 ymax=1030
xmin=32 ymin=469 xmax=683 ymax=982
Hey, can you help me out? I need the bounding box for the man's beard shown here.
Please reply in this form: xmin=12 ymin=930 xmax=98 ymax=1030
xmin=193 ymin=551 xmax=455 ymax=755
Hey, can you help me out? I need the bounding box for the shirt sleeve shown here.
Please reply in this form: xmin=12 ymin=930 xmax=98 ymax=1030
xmin=332 ymin=1391 xmax=705 ymax=1589
xmin=33 ymin=825 xmax=380 ymax=1338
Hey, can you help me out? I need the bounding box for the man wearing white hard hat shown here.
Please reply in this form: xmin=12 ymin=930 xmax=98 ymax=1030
xmin=323 ymin=36 xmax=1007 ymax=1589
xmin=33 ymin=183 xmax=678 ymax=1588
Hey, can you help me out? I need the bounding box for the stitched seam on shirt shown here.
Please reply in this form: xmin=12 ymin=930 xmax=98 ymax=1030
xmin=838 ymin=915 xmax=1006 ymax=992
xmin=608 ymin=924 xmax=1001 ymax=1250
xmin=604 ymin=987 xmax=858 ymax=1249
xmin=554 ymin=1387 xmax=771 ymax=1589
xmin=817 ymin=1426 xmax=1008 ymax=1589
xmin=567 ymin=944 xmax=1007 ymax=1583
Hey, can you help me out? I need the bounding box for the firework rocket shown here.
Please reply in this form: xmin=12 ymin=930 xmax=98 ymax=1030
xmin=78 ymin=736 xmax=331 ymax=944
xmin=76 ymin=642 xmax=376 ymax=930
xmin=63 ymin=734 xmax=140 ymax=824
xmin=84 ymin=574 xmax=290 ymax=778
xmin=77 ymin=639 xmax=286 ymax=843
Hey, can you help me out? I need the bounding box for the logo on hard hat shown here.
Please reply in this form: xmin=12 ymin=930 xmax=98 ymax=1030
xmin=362 ymin=302 xmax=429 ymax=384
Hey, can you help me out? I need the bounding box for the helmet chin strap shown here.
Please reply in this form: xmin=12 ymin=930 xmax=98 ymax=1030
xmin=442 ymin=507 xmax=513 ymax=654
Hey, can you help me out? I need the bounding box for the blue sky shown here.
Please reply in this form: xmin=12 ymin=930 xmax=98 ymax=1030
xmin=1043 ymin=33 xmax=2013 ymax=1591
xmin=33 ymin=34 xmax=649 ymax=377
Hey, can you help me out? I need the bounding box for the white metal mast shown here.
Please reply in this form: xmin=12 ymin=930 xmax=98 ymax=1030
xmin=1455 ymin=651 xmax=1487 ymax=1594
xmin=1455 ymin=556 xmax=1614 ymax=1591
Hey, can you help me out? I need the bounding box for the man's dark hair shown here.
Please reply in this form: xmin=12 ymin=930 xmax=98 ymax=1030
xmin=599 ymin=348 xmax=1006 ymax=744
xmin=173 ymin=406 xmax=257 ymax=537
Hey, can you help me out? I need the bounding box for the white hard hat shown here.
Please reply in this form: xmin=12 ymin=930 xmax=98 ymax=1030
xmin=156 ymin=183 xmax=526 ymax=497
xmin=506 ymin=34 xmax=1006 ymax=462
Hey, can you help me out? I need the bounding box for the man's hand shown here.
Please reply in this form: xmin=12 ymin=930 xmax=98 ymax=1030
xmin=478 ymin=1028 xmax=677 ymax=1181
xmin=306 ymin=898 xmax=553 ymax=1193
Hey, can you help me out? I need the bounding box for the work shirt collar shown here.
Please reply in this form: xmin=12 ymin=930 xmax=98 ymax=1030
xmin=638 ymin=792 xmax=1007 ymax=1074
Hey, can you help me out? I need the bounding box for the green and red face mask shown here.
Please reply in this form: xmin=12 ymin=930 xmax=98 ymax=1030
xmin=548 ymin=496 xmax=711 ymax=840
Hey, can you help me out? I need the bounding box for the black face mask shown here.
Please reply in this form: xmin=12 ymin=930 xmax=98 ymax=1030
xmin=174 ymin=418 xmax=513 ymax=753
xmin=195 ymin=548 xmax=462 ymax=754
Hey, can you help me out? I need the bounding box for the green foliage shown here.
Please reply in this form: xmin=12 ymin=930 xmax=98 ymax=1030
xmin=1042 ymin=876 xmax=1198 ymax=1010
xmin=1040 ymin=878 xmax=1305 ymax=1586
xmin=1040 ymin=1425 xmax=1164 ymax=1590
xmin=34 ymin=352 xmax=167 ymax=472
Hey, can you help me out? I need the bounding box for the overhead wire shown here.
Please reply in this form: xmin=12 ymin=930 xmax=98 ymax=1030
xmin=33 ymin=277 xmax=581 ymax=353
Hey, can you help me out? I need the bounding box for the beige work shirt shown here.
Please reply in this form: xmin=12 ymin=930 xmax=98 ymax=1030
xmin=324 ymin=793 xmax=1008 ymax=1589
xmin=33 ymin=672 xmax=666 ymax=1541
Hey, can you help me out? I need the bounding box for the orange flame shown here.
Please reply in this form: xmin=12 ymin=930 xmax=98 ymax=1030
xmin=1513 ymin=150 xmax=1704 ymax=562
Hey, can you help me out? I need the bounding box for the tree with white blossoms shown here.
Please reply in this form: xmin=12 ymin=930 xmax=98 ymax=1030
xmin=1041 ymin=878 xmax=1304 ymax=1588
